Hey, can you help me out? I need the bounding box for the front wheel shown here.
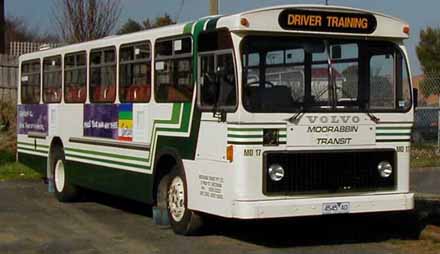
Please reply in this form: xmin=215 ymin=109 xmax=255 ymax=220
xmin=167 ymin=165 xmax=203 ymax=235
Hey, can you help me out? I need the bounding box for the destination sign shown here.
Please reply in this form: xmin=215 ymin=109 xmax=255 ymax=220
xmin=279 ymin=9 xmax=377 ymax=34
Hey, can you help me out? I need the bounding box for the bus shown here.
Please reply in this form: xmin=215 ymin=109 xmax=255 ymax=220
xmin=17 ymin=5 xmax=415 ymax=235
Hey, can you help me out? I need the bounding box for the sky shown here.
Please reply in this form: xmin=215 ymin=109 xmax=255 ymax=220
xmin=5 ymin=0 xmax=440 ymax=75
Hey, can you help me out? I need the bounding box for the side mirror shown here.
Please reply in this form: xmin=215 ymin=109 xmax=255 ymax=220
xmin=331 ymin=45 xmax=342 ymax=59
xmin=413 ymin=88 xmax=418 ymax=109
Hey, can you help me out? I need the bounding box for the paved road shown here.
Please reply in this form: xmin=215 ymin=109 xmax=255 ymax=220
xmin=411 ymin=168 xmax=440 ymax=195
xmin=2 ymin=180 xmax=438 ymax=254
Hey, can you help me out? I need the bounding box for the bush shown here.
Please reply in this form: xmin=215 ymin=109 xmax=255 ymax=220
xmin=0 ymin=101 xmax=17 ymax=152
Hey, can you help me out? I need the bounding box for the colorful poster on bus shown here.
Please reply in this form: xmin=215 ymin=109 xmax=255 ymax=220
xmin=84 ymin=104 xmax=118 ymax=139
xmin=118 ymin=104 xmax=133 ymax=141
xmin=17 ymin=104 xmax=48 ymax=135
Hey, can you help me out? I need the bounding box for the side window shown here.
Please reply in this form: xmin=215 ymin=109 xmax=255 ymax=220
xmin=90 ymin=47 xmax=116 ymax=103
xmin=43 ymin=56 xmax=62 ymax=103
xmin=21 ymin=60 xmax=41 ymax=104
xmin=198 ymin=30 xmax=237 ymax=111
xmin=369 ymin=51 xmax=395 ymax=109
xmin=119 ymin=41 xmax=151 ymax=103
xmin=199 ymin=53 xmax=236 ymax=110
xmin=155 ymin=37 xmax=193 ymax=102
xmin=65 ymin=52 xmax=87 ymax=103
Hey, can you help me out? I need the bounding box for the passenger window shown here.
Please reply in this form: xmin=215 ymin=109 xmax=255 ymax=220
xmin=119 ymin=42 xmax=151 ymax=103
xmin=90 ymin=47 xmax=116 ymax=103
xmin=155 ymin=37 xmax=193 ymax=102
xmin=43 ymin=56 xmax=62 ymax=103
xmin=64 ymin=52 xmax=87 ymax=103
xmin=21 ymin=60 xmax=41 ymax=104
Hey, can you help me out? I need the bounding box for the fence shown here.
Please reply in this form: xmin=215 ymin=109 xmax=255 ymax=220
xmin=0 ymin=54 xmax=18 ymax=104
xmin=412 ymin=72 xmax=440 ymax=168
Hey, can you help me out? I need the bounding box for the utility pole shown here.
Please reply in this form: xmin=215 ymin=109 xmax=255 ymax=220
xmin=209 ymin=0 xmax=218 ymax=15
xmin=0 ymin=0 xmax=5 ymax=54
xmin=325 ymin=0 xmax=329 ymax=5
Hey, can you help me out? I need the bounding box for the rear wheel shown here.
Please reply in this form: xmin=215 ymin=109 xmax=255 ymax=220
xmin=52 ymin=148 xmax=80 ymax=202
xmin=166 ymin=165 xmax=203 ymax=235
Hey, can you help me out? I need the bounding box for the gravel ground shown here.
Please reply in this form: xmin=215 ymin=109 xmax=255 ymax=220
xmin=1 ymin=180 xmax=439 ymax=254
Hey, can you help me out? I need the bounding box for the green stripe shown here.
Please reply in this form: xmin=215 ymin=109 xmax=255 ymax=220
xmin=376 ymin=127 xmax=412 ymax=130
xmin=183 ymin=22 xmax=194 ymax=34
xmin=228 ymin=134 xmax=262 ymax=138
xmin=206 ymin=17 xmax=221 ymax=31
xmin=228 ymin=128 xmax=263 ymax=132
xmin=376 ymin=133 xmax=411 ymax=136
xmin=67 ymin=153 xmax=149 ymax=170
xmin=118 ymin=111 xmax=133 ymax=120
xmin=376 ymin=139 xmax=411 ymax=142
xmin=65 ymin=147 xmax=148 ymax=162
xmin=17 ymin=146 xmax=48 ymax=155
xmin=17 ymin=141 xmax=49 ymax=148
xmin=228 ymin=141 xmax=263 ymax=145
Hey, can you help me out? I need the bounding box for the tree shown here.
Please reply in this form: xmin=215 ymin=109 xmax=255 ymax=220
xmin=117 ymin=19 xmax=143 ymax=35
xmin=117 ymin=13 xmax=175 ymax=35
xmin=416 ymin=26 xmax=440 ymax=96
xmin=143 ymin=13 xmax=175 ymax=29
xmin=52 ymin=0 xmax=122 ymax=43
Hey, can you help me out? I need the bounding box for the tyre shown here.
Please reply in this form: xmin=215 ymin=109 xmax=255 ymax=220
xmin=166 ymin=165 xmax=203 ymax=235
xmin=52 ymin=148 xmax=80 ymax=202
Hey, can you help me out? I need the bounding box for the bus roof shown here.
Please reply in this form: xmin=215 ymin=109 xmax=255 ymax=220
xmin=20 ymin=4 xmax=409 ymax=61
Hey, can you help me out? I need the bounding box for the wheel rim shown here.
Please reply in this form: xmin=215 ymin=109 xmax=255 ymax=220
xmin=54 ymin=160 xmax=65 ymax=193
xmin=168 ymin=176 xmax=185 ymax=222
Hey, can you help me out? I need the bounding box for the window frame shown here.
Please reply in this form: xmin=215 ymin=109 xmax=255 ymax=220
xmin=119 ymin=40 xmax=152 ymax=103
xmin=197 ymin=49 xmax=238 ymax=112
xmin=64 ymin=51 xmax=88 ymax=104
xmin=154 ymin=35 xmax=194 ymax=103
xmin=20 ymin=59 xmax=41 ymax=104
xmin=89 ymin=46 xmax=117 ymax=103
xmin=42 ymin=55 xmax=62 ymax=104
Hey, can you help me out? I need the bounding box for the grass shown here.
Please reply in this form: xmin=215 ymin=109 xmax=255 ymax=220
xmin=411 ymin=143 xmax=440 ymax=168
xmin=0 ymin=148 xmax=41 ymax=181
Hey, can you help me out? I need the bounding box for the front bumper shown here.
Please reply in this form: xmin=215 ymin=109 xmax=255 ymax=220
xmin=231 ymin=193 xmax=414 ymax=219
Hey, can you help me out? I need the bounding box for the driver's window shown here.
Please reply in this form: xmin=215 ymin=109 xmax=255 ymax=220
xmin=200 ymin=54 xmax=216 ymax=106
xmin=199 ymin=53 xmax=236 ymax=110
xmin=198 ymin=29 xmax=237 ymax=112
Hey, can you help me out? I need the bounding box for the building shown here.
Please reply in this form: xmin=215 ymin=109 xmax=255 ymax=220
xmin=9 ymin=41 xmax=59 ymax=57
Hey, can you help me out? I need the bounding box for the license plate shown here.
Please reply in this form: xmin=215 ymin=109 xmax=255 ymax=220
xmin=322 ymin=202 xmax=351 ymax=215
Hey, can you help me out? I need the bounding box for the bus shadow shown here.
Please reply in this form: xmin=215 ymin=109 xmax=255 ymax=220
xmin=205 ymin=212 xmax=424 ymax=248
xmin=76 ymin=189 xmax=439 ymax=248
xmin=78 ymin=188 xmax=153 ymax=217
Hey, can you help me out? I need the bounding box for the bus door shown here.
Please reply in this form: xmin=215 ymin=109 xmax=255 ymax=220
xmin=197 ymin=50 xmax=237 ymax=161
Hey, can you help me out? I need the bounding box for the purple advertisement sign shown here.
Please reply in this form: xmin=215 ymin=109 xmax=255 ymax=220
xmin=84 ymin=104 xmax=118 ymax=139
xmin=17 ymin=104 xmax=48 ymax=135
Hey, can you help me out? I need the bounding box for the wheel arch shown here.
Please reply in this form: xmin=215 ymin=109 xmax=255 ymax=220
xmin=152 ymin=147 xmax=185 ymax=205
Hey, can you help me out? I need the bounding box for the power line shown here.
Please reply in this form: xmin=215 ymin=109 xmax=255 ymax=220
xmin=175 ymin=0 xmax=185 ymax=22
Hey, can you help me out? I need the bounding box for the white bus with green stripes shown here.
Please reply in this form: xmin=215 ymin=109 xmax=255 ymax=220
xmin=17 ymin=5 xmax=415 ymax=235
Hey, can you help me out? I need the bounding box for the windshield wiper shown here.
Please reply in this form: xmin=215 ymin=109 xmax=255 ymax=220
xmin=366 ymin=111 xmax=380 ymax=123
xmin=286 ymin=107 xmax=305 ymax=124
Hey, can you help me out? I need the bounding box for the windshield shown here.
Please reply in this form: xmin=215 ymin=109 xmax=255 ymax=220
xmin=241 ymin=36 xmax=411 ymax=113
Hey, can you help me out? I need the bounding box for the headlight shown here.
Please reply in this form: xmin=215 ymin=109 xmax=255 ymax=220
xmin=377 ymin=161 xmax=393 ymax=178
xmin=268 ymin=164 xmax=285 ymax=182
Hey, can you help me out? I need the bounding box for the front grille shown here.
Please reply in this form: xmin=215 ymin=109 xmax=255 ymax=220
xmin=264 ymin=150 xmax=396 ymax=195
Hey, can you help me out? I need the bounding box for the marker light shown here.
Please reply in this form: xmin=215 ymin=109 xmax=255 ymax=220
xmin=403 ymin=25 xmax=410 ymax=35
xmin=240 ymin=18 xmax=250 ymax=27
xmin=226 ymin=145 xmax=234 ymax=162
